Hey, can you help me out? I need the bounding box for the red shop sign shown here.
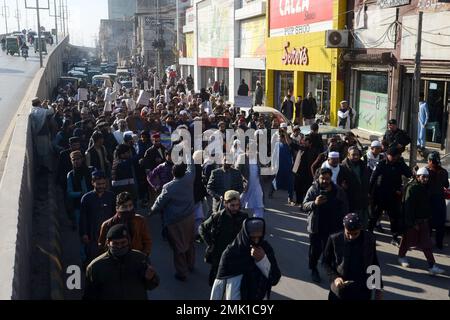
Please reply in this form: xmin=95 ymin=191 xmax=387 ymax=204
xmin=281 ymin=42 xmax=309 ymax=65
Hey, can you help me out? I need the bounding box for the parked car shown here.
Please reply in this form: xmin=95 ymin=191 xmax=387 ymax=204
xmin=92 ymin=75 xmax=111 ymax=87
xmin=120 ymin=80 xmax=133 ymax=89
xmin=116 ymin=68 xmax=130 ymax=80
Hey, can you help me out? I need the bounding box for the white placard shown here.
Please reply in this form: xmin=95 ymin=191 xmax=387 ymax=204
xmin=127 ymin=98 xmax=136 ymax=111
xmin=137 ymin=90 xmax=151 ymax=106
xmin=77 ymin=88 xmax=88 ymax=101
xmin=144 ymin=81 xmax=149 ymax=91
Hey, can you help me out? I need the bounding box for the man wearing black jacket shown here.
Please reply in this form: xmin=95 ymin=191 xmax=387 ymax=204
xmin=382 ymin=119 xmax=411 ymax=154
xmin=303 ymin=168 xmax=349 ymax=283
xmin=56 ymin=137 xmax=81 ymax=190
xmin=368 ymin=146 xmax=412 ymax=246
xmin=84 ymin=224 xmax=158 ymax=300
xmin=323 ymin=213 xmax=383 ymax=300
xmin=141 ymin=133 xmax=166 ymax=172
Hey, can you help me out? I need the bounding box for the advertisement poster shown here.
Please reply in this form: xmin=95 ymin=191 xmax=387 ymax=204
xmin=240 ymin=17 xmax=266 ymax=58
xmin=269 ymin=0 xmax=334 ymax=37
xmin=198 ymin=0 xmax=232 ymax=66
xmin=186 ymin=33 xmax=194 ymax=58
xmin=358 ymin=90 xmax=388 ymax=134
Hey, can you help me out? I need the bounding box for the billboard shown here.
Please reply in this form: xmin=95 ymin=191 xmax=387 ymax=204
xmin=185 ymin=7 xmax=195 ymax=28
xmin=198 ymin=0 xmax=232 ymax=67
xmin=240 ymin=17 xmax=266 ymax=58
xmin=269 ymin=0 xmax=334 ymax=37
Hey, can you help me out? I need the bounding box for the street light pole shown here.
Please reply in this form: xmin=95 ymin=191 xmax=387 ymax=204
xmin=61 ymin=0 xmax=65 ymax=36
xmin=36 ymin=0 xmax=43 ymax=67
xmin=409 ymin=11 xmax=423 ymax=169
xmin=16 ymin=0 xmax=20 ymax=31
xmin=25 ymin=0 xmax=50 ymax=68
xmin=2 ymin=0 xmax=8 ymax=34
xmin=64 ymin=0 xmax=68 ymax=35
xmin=49 ymin=0 xmax=59 ymax=44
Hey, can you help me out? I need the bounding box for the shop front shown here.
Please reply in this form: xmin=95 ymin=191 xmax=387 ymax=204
xmin=399 ymin=10 xmax=450 ymax=151
xmin=400 ymin=68 xmax=450 ymax=150
xmin=348 ymin=67 xmax=391 ymax=135
xmin=265 ymin=0 xmax=345 ymax=125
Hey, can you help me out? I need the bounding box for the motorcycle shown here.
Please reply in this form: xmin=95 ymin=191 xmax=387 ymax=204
xmin=21 ymin=48 xmax=29 ymax=60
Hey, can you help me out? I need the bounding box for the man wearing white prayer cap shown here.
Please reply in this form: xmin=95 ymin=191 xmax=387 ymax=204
xmin=320 ymin=151 xmax=351 ymax=186
xmin=398 ymin=166 xmax=445 ymax=276
xmin=364 ymin=140 xmax=386 ymax=172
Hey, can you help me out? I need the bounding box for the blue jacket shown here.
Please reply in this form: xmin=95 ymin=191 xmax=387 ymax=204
xmin=151 ymin=161 xmax=195 ymax=227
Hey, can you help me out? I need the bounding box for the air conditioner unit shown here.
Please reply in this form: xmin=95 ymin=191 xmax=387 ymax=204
xmin=325 ymin=30 xmax=349 ymax=48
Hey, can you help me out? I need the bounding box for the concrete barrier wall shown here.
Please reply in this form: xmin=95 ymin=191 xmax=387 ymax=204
xmin=0 ymin=36 xmax=69 ymax=300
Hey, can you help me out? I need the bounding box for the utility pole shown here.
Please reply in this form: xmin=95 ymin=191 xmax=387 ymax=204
xmin=25 ymin=0 xmax=50 ymax=68
xmin=2 ymin=0 xmax=8 ymax=34
xmin=61 ymin=0 xmax=65 ymax=36
xmin=49 ymin=0 xmax=59 ymax=44
xmin=156 ymin=0 xmax=161 ymax=80
xmin=176 ymin=0 xmax=179 ymax=58
xmin=409 ymin=11 xmax=423 ymax=169
xmin=15 ymin=0 xmax=20 ymax=31
xmin=64 ymin=0 xmax=68 ymax=35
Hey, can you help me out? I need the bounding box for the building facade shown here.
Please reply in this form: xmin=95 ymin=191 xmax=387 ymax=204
xmin=99 ymin=19 xmax=134 ymax=63
xmin=346 ymin=0 xmax=450 ymax=151
xmin=108 ymin=0 xmax=137 ymax=20
xmin=136 ymin=0 xmax=177 ymax=71
xmin=265 ymin=0 xmax=346 ymax=124
xmin=179 ymin=0 xmax=267 ymax=103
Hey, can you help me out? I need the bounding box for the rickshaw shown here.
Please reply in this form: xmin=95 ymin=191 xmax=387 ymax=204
xmin=42 ymin=31 xmax=53 ymax=45
xmin=5 ymin=37 xmax=20 ymax=56
xmin=34 ymin=36 xmax=47 ymax=54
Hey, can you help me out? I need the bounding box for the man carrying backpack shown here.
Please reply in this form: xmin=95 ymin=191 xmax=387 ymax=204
xmin=199 ymin=190 xmax=248 ymax=286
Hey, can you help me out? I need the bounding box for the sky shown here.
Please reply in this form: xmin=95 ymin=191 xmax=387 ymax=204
xmin=0 ymin=0 xmax=108 ymax=47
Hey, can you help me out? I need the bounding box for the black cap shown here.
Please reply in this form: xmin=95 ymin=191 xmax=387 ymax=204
xmin=106 ymin=224 xmax=129 ymax=241
xmin=91 ymin=170 xmax=107 ymax=180
xmin=386 ymin=145 xmax=400 ymax=156
xmin=388 ymin=119 xmax=397 ymax=125
xmin=69 ymin=137 xmax=80 ymax=144
xmin=428 ymin=151 xmax=441 ymax=164
xmin=343 ymin=213 xmax=362 ymax=231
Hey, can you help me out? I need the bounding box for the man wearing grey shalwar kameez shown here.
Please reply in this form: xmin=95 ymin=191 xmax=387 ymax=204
xmin=30 ymin=97 xmax=54 ymax=171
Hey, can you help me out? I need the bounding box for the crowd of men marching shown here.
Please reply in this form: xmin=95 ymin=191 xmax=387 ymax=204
xmin=28 ymin=64 xmax=447 ymax=301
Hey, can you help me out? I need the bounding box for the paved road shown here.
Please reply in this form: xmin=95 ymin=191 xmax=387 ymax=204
xmin=0 ymin=46 xmax=53 ymax=141
xmin=59 ymin=186 xmax=450 ymax=300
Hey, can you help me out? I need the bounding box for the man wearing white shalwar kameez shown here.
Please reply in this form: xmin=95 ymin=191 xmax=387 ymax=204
xmin=238 ymin=153 xmax=265 ymax=219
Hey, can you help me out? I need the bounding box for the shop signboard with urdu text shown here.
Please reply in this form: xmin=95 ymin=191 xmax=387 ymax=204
xmin=269 ymin=0 xmax=334 ymax=37
xmin=358 ymin=90 xmax=388 ymax=134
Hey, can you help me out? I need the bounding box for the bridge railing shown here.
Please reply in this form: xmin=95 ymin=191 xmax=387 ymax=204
xmin=0 ymin=36 xmax=69 ymax=300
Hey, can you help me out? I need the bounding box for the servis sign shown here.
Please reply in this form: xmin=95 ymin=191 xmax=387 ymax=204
xmin=282 ymin=42 xmax=309 ymax=66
